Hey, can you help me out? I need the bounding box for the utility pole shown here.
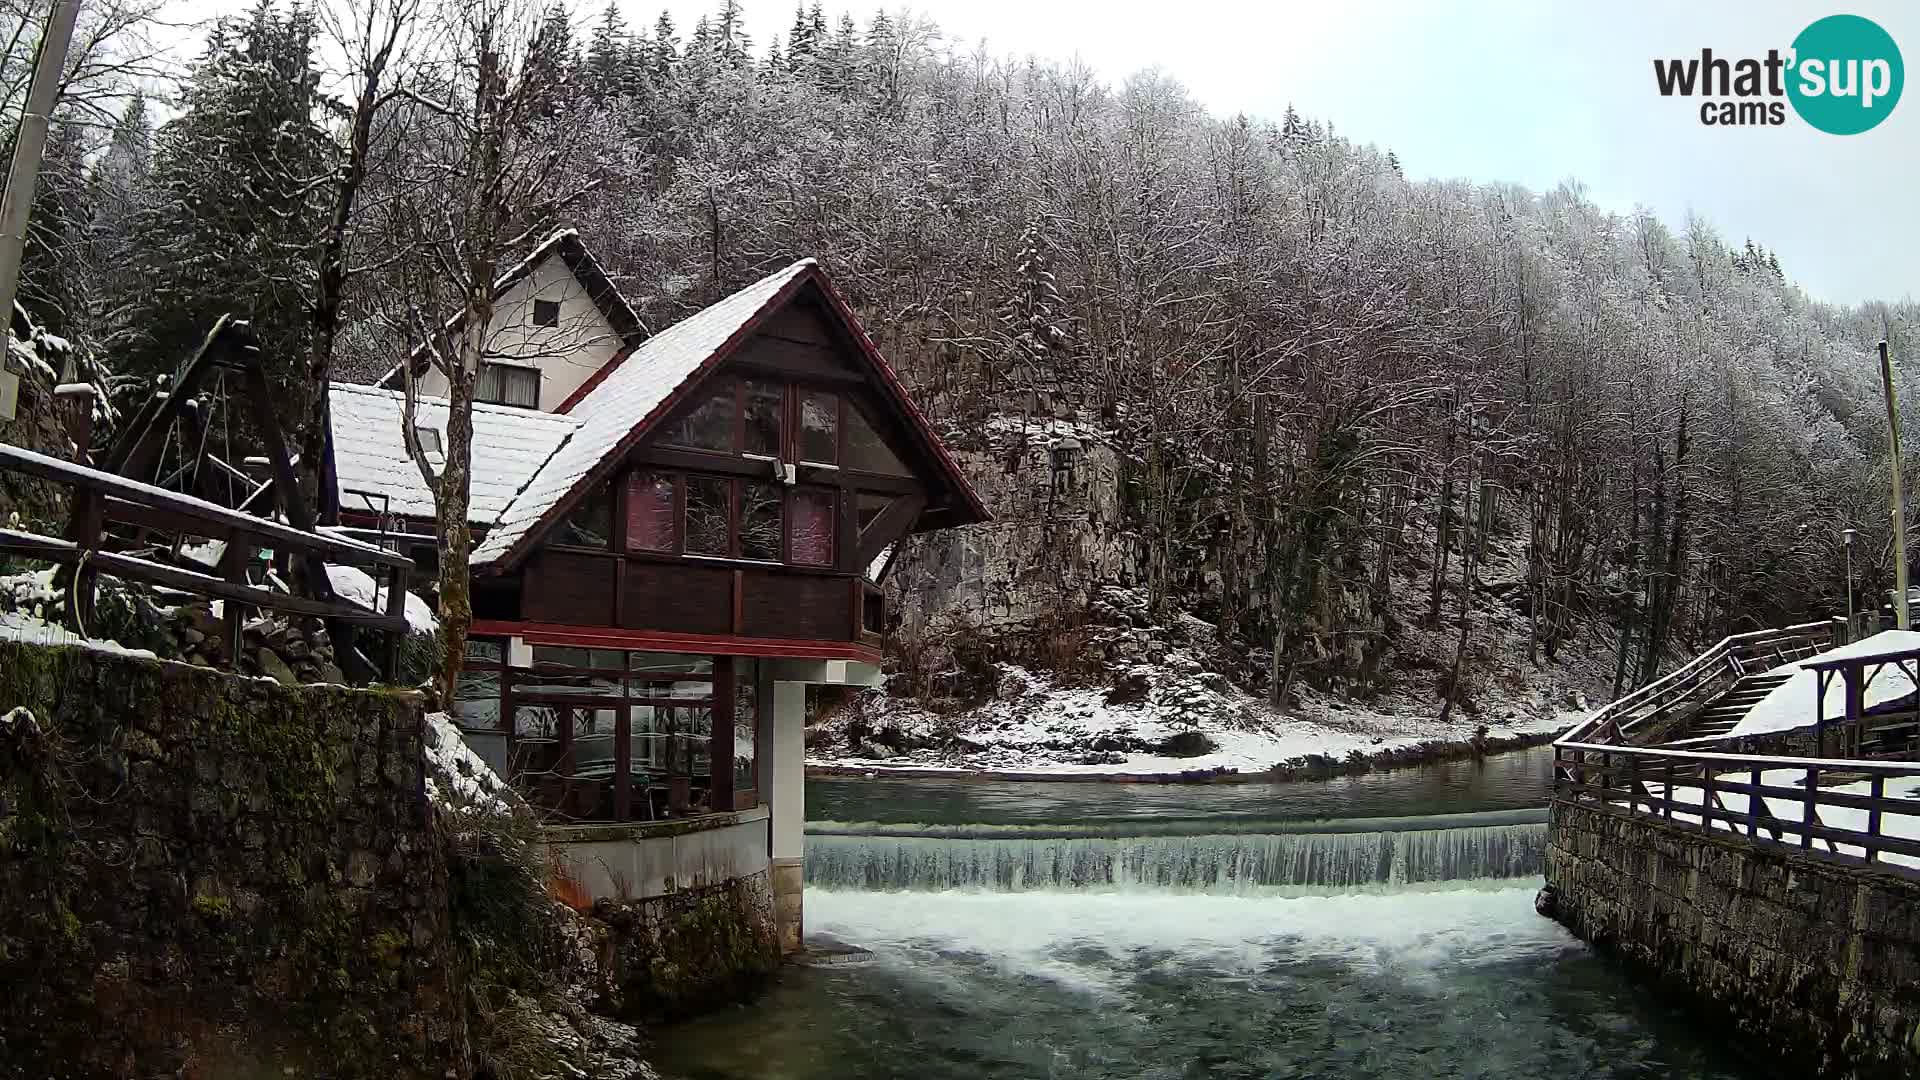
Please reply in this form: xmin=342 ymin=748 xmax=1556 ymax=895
xmin=0 ymin=0 xmax=83 ymax=332
xmin=1881 ymin=340 xmax=1910 ymax=630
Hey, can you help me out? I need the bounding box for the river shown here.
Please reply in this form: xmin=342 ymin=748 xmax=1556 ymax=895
xmin=652 ymin=746 xmax=1763 ymax=1079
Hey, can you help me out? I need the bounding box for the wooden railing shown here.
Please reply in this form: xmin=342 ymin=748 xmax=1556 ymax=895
xmin=1552 ymin=740 xmax=1920 ymax=879
xmin=0 ymin=441 xmax=414 ymax=680
xmin=1557 ymin=621 xmax=1835 ymax=747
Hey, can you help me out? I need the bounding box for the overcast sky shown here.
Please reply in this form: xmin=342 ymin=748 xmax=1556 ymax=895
xmin=619 ymin=0 xmax=1917 ymax=308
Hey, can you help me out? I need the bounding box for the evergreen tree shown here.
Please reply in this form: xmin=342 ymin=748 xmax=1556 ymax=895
xmin=651 ymin=10 xmax=679 ymax=80
xmin=999 ymin=220 xmax=1070 ymax=388
xmin=713 ymin=0 xmax=751 ymax=67
xmin=587 ymin=2 xmax=626 ymax=95
xmin=115 ymin=0 xmax=332 ymax=407
xmin=17 ymin=121 xmax=93 ymax=336
xmin=787 ymin=2 xmax=816 ymax=67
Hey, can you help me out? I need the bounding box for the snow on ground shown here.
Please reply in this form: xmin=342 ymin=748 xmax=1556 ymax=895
xmin=326 ymin=563 xmax=439 ymax=635
xmin=812 ymin=659 xmax=1578 ymax=777
xmin=1639 ymin=768 xmax=1920 ymax=869
xmin=0 ymin=608 xmax=156 ymax=658
xmin=1730 ymin=629 xmax=1920 ymax=738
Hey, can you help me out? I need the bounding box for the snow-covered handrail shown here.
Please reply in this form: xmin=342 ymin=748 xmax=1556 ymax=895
xmin=1553 ymin=737 xmax=1920 ymax=878
xmin=1556 ymin=621 xmax=1835 ymax=748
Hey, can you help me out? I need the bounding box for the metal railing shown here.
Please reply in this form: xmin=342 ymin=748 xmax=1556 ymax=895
xmin=1552 ymin=620 xmax=1920 ymax=880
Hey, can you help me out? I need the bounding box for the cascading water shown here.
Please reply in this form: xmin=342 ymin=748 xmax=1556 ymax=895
xmin=655 ymin=757 xmax=1763 ymax=1079
xmin=805 ymin=808 xmax=1547 ymax=892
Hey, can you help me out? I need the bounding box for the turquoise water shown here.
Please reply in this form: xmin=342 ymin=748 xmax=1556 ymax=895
xmin=652 ymin=749 xmax=1760 ymax=1079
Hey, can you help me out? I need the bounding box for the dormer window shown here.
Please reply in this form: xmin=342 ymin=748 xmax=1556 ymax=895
xmin=531 ymin=299 xmax=560 ymax=327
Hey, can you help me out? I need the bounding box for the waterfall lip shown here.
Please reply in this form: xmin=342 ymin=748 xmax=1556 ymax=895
xmin=804 ymin=806 xmax=1547 ymax=841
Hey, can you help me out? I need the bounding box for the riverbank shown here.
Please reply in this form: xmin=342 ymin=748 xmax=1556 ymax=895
xmin=808 ymin=662 xmax=1579 ymax=783
xmin=806 ymin=724 xmax=1567 ymax=784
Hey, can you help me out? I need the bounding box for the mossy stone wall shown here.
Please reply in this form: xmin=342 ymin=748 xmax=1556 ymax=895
xmin=0 ymin=639 xmax=469 ymax=1078
xmin=1546 ymin=801 xmax=1920 ymax=1080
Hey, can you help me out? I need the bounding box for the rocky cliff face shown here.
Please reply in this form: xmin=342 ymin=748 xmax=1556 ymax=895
xmin=889 ymin=411 xmax=1613 ymax=714
xmin=893 ymin=413 xmax=1131 ymax=642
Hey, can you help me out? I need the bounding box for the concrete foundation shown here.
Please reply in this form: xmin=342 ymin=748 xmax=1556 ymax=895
xmin=771 ymin=857 xmax=804 ymax=954
xmin=549 ymin=807 xmax=770 ymax=901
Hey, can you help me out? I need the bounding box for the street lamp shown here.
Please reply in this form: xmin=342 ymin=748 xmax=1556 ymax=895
xmin=1844 ymin=527 xmax=1859 ymax=625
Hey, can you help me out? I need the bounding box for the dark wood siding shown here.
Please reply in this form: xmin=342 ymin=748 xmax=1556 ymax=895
xmin=621 ymin=560 xmax=733 ymax=635
xmin=731 ymin=333 xmax=855 ymax=382
xmin=743 ymin=573 xmax=850 ymax=640
xmin=758 ymin=301 xmax=838 ymax=347
xmin=522 ymin=551 xmax=615 ymax=625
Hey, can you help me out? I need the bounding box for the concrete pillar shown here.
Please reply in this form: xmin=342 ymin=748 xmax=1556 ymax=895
xmin=764 ymin=679 xmax=806 ymax=953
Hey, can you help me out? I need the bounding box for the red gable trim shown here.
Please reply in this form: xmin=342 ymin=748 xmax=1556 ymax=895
xmin=472 ymin=620 xmax=882 ymax=663
xmin=553 ymin=341 xmax=635 ymax=415
xmin=803 ymin=271 xmax=992 ymax=526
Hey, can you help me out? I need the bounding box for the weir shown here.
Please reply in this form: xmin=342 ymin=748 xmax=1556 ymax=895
xmin=805 ymin=809 xmax=1546 ymax=892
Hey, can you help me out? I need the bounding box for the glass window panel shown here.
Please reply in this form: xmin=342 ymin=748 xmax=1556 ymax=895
xmin=740 ymin=481 xmax=783 ymax=561
xmin=626 ymin=471 xmax=676 ymax=552
xmin=663 ymin=382 xmax=736 ymax=452
xmin=685 ymin=476 xmax=731 ymax=556
xmin=453 ymin=668 xmax=501 ymax=731
xmin=513 ymin=703 xmax=562 ymax=740
xmin=557 ymin=484 xmax=612 ymax=548
xmin=531 ymin=645 xmax=590 ymax=668
xmin=571 ymin=709 xmax=618 ymax=778
xmin=464 ymin=638 xmax=504 ymax=664
xmin=665 ymin=705 xmax=712 ymax=777
xmin=791 ymin=488 xmax=835 ymax=566
xmin=743 ymin=380 xmax=784 ymax=457
xmin=629 ymin=652 xmax=714 ymax=676
xmin=633 ymin=679 xmax=713 ymax=701
xmin=477 ymin=362 xmax=539 ymax=408
xmin=846 ymin=404 xmax=911 ymax=476
xmin=734 ymin=659 xmax=758 ymax=797
xmin=800 ymin=391 xmax=838 ymax=463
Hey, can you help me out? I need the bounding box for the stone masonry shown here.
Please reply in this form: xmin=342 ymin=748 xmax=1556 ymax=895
xmin=0 ymin=638 xmax=468 ymax=1078
xmin=1545 ymin=801 xmax=1920 ymax=1079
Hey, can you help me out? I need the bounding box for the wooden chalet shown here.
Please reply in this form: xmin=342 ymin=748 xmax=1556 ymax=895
xmin=327 ymin=234 xmax=987 ymax=946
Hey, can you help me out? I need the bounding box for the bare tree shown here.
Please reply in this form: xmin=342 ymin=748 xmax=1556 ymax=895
xmin=391 ymin=0 xmax=602 ymax=697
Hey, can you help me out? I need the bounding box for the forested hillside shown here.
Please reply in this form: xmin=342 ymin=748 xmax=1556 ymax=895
xmin=13 ymin=0 xmax=1917 ymax=720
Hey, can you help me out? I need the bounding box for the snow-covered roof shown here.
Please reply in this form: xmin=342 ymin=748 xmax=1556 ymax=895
xmin=328 ymin=382 xmax=580 ymax=525
xmin=1727 ymin=629 xmax=1920 ymax=738
xmin=471 ymin=260 xmax=818 ymax=565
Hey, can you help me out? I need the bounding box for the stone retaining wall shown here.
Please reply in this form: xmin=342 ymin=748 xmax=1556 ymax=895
xmin=0 ymin=638 xmax=468 ymax=1078
xmin=1545 ymin=801 xmax=1920 ymax=1079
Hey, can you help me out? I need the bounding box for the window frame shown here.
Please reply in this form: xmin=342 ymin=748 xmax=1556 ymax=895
xmin=531 ymin=298 xmax=561 ymax=327
xmin=475 ymin=360 xmax=541 ymax=409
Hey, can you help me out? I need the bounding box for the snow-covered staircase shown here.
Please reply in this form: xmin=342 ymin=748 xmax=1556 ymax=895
xmin=1678 ymin=671 xmax=1794 ymax=741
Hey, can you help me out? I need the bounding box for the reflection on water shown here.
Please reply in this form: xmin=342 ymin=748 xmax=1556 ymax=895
xmin=806 ymin=744 xmax=1557 ymax=827
xmin=652 ymin=887 xmax=1757 ymax=1080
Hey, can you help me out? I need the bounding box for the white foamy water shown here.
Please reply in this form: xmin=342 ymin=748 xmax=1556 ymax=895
xmin=808 ymin=883 xmax=1577 ymax=994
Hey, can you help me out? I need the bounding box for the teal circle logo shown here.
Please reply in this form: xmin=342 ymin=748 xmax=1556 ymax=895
xmin=1788 ymin=14 xmax=1903 ymax=134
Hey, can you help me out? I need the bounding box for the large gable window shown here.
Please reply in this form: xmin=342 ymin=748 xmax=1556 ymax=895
xmin=846 ymin=404 xmax=911 ymax=476
xmin=665 ymin=383 xmax=736 ymax=452
xmin=477 ymin=361 xmax=540 ymax=408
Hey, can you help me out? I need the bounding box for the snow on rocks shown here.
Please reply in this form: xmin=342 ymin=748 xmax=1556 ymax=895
xmin=813 ymin=658 xmax=1577 ymax=778
xmin=424 ymin=710 xmax=519 ymax=813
